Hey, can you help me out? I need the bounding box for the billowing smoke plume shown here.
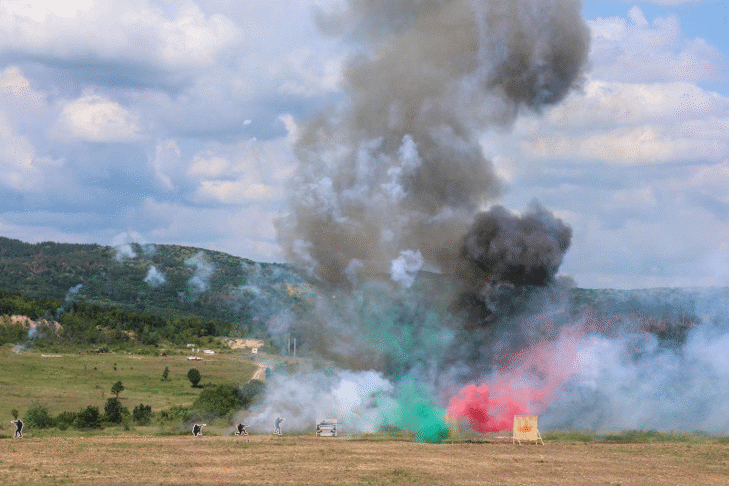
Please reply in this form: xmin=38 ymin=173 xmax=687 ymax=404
xmin=276 ymin=0 xmax=589 ymax=286
xmin=249 ymin=0 xmax=593 ymax=439
xmin=242 ymin=369 xmax=395 ymax=434
xmin=442 ymin=289 xmax=729 ymax=434
xmin=451 ymin=200 xmax=572 ymax=329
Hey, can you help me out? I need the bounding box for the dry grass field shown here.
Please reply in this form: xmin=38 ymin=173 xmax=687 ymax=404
xmin=1 ymin=434 xmax=727 ymax=486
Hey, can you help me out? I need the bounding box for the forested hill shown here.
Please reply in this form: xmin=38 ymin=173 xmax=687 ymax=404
xmin=0 ymin=236 xmax=309 ymax=336
xmin=2 ymin=236 xmax=726 ymax=349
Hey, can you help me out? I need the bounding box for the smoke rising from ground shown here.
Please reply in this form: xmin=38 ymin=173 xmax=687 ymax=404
xmin=112 ymin=231 xmax=156 ymax=261
xmin=184 ymin=251 xmax=215 ymax=296
xmin=261 ymin=0 xmax=590 ymax=438
xmin=243 ymin=0 xmax=721 ymax=437
xmin=537 ymin=290 xmax=729 ymax=433
xmin=242 ymin=369 xmax=394 ymax=434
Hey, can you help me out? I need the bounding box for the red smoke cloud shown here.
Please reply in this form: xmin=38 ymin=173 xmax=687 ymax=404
xmin=447 ymin=323 xmax=588 ymax=433
xmin=446 ymin=382 xmax=525 ymax=433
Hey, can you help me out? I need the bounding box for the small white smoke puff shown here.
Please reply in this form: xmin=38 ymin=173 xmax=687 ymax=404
xmin=390 ymin=250 xmax=424 ymax=289
xmin=27 ymin=324 xmax=39 ymax=340
xmin=111 ymin=231 xmax=150 ymax=261
xmin=144 ymin=266 xmax=167 ymax=287
xmin=185 ymin=252 xmax=215 ymax=294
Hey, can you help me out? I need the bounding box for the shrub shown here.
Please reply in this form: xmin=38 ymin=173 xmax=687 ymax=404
xmin=193 ymin=383 xmax=240 ymax=416
xmin=132 ymin=404 xmax=152 ymax=425
xmin=55 ymin=411 xmax=77 ymax=430
xmin=76 ymin=405 xmax=101 ymax=429
xmin=187 ymin=368 xmax=201 ymax=387
xmin=239 ymin=380 xmax=266 ymax=409
xmin=25 ymin=401 xmax=55 ymax=429
xmin=158 ymin=405 xmax=193 ymax=423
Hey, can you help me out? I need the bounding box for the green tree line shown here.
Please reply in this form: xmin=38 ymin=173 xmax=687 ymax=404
xmin=20 ymin=378 xmax=266 ymax=431
xmin=0 ymin=290 xmax=233 ymax=347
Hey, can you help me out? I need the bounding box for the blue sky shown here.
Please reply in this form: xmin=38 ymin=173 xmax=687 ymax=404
xmin=0 ymin=0 xmax=727 ymax=289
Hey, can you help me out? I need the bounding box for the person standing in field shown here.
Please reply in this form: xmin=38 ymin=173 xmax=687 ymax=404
xmin=273 ymin=417 xmax=285 ymax=436
xmin=11 ymin=419 xmax=23 ymax=438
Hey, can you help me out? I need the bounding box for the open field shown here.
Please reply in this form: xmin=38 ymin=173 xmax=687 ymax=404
xmin=0 ymin=345 xmax=258 ymax=421
xmin=1 ymin=434 xmax=727 ymax=485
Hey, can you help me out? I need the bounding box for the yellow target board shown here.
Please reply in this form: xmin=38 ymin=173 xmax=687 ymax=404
xmin=512 ymin=416 xmax=544 ymax=445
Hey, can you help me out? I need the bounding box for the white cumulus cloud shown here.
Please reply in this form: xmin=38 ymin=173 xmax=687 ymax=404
xmin=56 ymin=93 xmax=143 ymax=143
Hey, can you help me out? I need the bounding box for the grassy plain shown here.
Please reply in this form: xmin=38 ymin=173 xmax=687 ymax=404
xmin=1 ymin=434 xmax=728 ymax=485
xmin=2 ymin=344 xmax=728 ymax=485
xmin=0 ymin=344 xmax=258 ymax=424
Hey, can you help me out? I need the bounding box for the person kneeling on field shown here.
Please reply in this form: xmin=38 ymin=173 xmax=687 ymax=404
xmin=192 ymin=423 xmax=207 ymax=437
xmin=235 ymin=423 xmax=249 ymax=436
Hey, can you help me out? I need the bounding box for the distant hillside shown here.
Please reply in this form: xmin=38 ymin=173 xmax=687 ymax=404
xmin=0 ymin=236 xmax=309 ymax=334
xmin=2 ymin=236 xmax=725 ymax=346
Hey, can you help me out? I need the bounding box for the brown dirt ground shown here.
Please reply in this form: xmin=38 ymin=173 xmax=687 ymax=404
xmin=1 ymin=435 xmax=727 ymax=485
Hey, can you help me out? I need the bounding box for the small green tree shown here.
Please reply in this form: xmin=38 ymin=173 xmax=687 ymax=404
xmin=132 ymin=404 xmax=152 ymax=425
xmin=111 ymin=381 xmax=124 ymax=398
xmin=11 ymin=409 xmax=19 ymax=420
xmin=162 ymin=366 xmax=170 ymax=381
xmin=104 ymin=398 xmax=128 ymax=424
xmin=187 ymin=368 xmax=201 ymax=388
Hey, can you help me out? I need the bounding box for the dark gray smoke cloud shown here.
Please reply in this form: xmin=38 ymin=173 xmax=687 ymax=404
xmin=451 ymin=200 xmax=572 ymax=328
xmin=276 ymin=0 xmax=589 ymax=286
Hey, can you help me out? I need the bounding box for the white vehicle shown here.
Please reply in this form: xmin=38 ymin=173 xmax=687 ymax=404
xmin=316 ymin=419 xmax=338 ymax=437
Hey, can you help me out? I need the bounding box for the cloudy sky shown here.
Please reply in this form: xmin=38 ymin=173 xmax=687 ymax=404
xmin=0 ymin=0 xmax=726 ymax=289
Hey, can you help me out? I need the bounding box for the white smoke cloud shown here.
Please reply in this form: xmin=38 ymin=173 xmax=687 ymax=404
xmin=390 ymin=250 xmax=423 ymax=289
xmin=512 ymin=289 xmax=729 ymax=434
xmin=27 ymin=323 xmax=39 ymax=340
xmin=242 ymin=368 xmax=394 ymax=434
xmin=111 ymin=230 xmax=151 ymax=261
xmin=185 ymin=251 xmax=215 ymax=295
xmin=144 ymin=265 xmax=167 ymax=287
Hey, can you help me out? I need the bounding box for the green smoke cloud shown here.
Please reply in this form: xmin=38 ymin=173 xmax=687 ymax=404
xmin=385 ymin=379 xmax=451 ymax=443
